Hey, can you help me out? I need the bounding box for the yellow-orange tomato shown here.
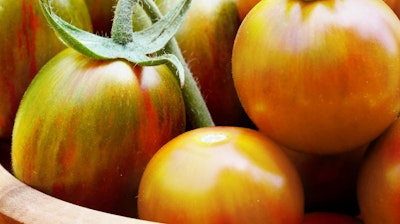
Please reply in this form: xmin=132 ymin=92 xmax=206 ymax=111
xmin=232 ymin=0 xmax=400 ymax=154
xmin=138 ymin=127 xmax=304 ymax=224
xmin=357 ymin=119 xmax=400 ymax=224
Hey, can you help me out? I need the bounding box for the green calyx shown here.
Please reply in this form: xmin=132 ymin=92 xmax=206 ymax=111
xmin=39 ymin=0 xmax=191 ymax=86
xmin=39 ymin=0 xmax=215 ymax=128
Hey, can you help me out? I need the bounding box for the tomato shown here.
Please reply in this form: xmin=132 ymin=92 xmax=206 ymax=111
xmin=138 ymin=126 xmax=304 ymax=224
xmin=302 ymin=212 xmax=363 ymax=224
xmin=232 ymin=0 xmax=400 ymax=154
xmin=357 ymin=118 xmax=400 ymax=224
xmin=235 ymin=0 xmax=260 ymax=20
xmin=156 ymin=0 xmax=249 ymax=127
xmin=283 ymin=145 xmax=366 ymax=215
xmin=11 ymin=48 xmax=186 ymax=217
xmin=0 ymin=0 xmax=92 ymax=139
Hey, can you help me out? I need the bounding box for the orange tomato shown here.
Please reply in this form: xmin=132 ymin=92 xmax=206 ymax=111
xmin=138 ymin=127 xmax=304 ymax=224
xmin=232 ymin=0 xmax=400 ymax=154
xmin=357 ymin=118 xmax=400 ymax=224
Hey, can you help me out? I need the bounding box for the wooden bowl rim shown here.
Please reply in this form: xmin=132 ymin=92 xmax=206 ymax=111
xmin=0 ymin=164 xmax=156 ymax=224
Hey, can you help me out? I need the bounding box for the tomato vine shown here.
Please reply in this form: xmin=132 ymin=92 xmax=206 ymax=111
xmin=39 ymin=0 xmax=215 ymax=128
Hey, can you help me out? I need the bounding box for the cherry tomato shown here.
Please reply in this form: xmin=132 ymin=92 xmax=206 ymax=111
xmin=232 ymin=0 xmax=400 ymax=154
xmin=0 ymin=0 xmax=92 ymax=139
xmin=138 ymin=126 xmax=304 ymax=224
xmin=357 ymin=118 xmax=400 ymax=224
xmin=11 ymin=48 xmax=186 ymax=217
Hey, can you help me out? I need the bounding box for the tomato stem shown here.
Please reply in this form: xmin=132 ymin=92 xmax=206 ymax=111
xmin=39 ymin=0 xmax=215 ymax=128
xmin=111 ymin=0 xmax=135 ymax=45
xmin=141 ymin=0 xmax=216 ymax=128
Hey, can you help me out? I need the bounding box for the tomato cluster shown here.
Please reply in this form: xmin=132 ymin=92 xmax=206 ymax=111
xmin=2 ymin=0 xmax=400 ymax=223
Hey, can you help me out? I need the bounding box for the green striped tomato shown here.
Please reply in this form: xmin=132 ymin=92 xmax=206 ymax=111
xmin=11 ymin=48 xmax=186 ymax=217
xmin=0 ymin=0 xmax=92 ymax=139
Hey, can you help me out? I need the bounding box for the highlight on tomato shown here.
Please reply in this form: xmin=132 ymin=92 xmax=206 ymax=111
xmin=232 ymin=0 xmax=400 ymax=154
xmin=0 ymin=0 xmax=92 ymax=139
xmin=357 ymin=118 xmax=400 ymax=224
xmin=138 ymin=126 xmax=304 ymax=224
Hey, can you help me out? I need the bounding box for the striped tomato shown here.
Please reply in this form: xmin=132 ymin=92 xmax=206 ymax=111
xmin=232 ymin=0 xmax=400 ymax=154
xmin=138 ymin=127 xmax=304 ymax=223
xmin=0 ymin=0 xmax=92 ymax=138
xmin=11 ymin=48 xmax=186 ymax=217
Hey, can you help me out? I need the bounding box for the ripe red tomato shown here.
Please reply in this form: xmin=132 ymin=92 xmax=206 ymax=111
xmin=302 ymin=212 xmax=363 ymax=224
xmin=232 ymin=0 xmax=400 ymax=154
xmin=357 ymin=118 xmax=400 ymax=224
xmin=138 ymin=126 xmax=304 ymax=224
xmin=11 ymin=48 xmax=186 ymax=217
xmin=0 ymin=0 xmax=92 ymax=139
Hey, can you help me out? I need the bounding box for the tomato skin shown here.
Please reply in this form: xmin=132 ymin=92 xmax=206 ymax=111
xmin=232 ymin=0 xmax=400 ymax=154
xmin=138 ymin=126 xmax=304 ymax=224
xmin=157 ymin=0 xmax=247 ymax=127
xmin=357 ymin=119 xmax=400 ymax=224
xmin=11 ymin=48 xmax=186 ymax=217
xmin=302 ymin=212 xmax=363 ymax=224
xmin=0 ymin=0 xmax=92 ymax=139
xmin=235 ymin=0 xmax=260 ymax=20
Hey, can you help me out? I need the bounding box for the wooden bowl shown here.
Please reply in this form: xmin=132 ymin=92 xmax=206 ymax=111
xmin=0 ymin=141 xmax=155 ymax=224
